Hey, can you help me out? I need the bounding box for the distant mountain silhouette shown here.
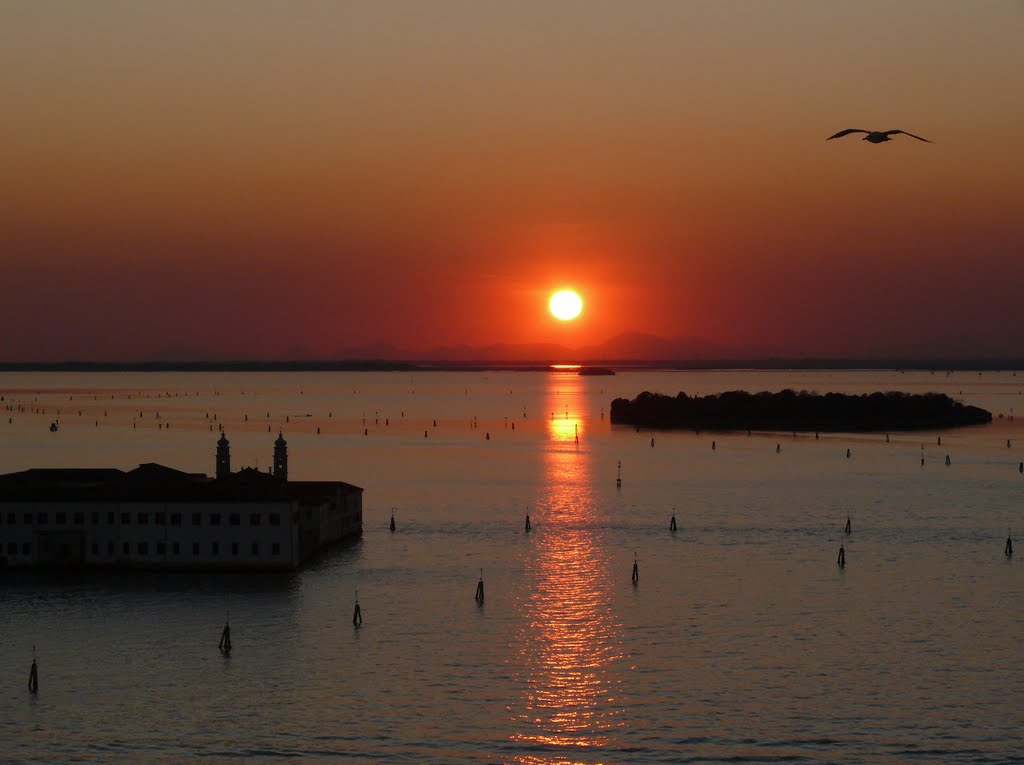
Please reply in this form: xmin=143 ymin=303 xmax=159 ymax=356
xmin=54 ymin=331 xmax=1016 ymax=369
xmin=335 ymin=332 xmax=743 ymax=363
xmin=414 ymin=342 xmax=576 ymax=362
xmin=152 ymin=342 xmax=315 ymax=362
xmin=147 ymin=345 xmax=224 ymax=362
xmin=576 ymin=332 xmax=739 ymax=361
xmin=336 ymin=341 xmax=406 ymax=360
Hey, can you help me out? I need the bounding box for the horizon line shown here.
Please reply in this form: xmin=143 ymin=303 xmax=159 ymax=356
xmin=2 ymin=358 xmax=1024 ymax=373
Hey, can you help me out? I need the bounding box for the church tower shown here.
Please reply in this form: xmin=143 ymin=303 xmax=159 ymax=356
xmin=216 ymin=433 xmax=231 ymax=480
xmin=273 ymin=432 xmax=288 ymax=481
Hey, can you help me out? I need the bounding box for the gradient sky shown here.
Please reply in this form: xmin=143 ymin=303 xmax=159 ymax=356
xmin=2 ymin=1 xmax=1023 ymax=360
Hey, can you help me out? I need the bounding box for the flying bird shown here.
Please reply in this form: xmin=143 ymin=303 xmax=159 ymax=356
xmin=827 ymin=129 xmax=932 ymax=144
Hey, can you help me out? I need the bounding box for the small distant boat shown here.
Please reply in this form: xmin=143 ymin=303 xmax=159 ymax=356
xmin=578 ymin=367 xmax=615 ymax=376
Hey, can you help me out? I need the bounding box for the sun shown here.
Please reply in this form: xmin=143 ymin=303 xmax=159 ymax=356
xmin=549 ymin=289 xmax=583 ymax=321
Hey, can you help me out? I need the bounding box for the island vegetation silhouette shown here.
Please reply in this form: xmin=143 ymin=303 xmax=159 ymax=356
xmin=610 ymin=389 xmax=992 ymax=431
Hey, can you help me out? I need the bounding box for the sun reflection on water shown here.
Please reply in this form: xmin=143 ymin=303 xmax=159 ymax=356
xmin=509 ymin=374 xmax=626 ymax=763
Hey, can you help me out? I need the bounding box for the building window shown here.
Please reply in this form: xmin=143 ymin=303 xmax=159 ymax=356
xmin=42 ymin=540 xmax=50 ymax=554
xmin=210 ymin=514 xmax=221 ymax=527
xmin=108 ymin=512 xmax=115 ymax=524
xmin=91 ymin=543 xmax=98 ymax=555
xmin=173 ymin=542 xmax=180 ymax=555
xmin=171 ymin=513 xmax=182 ymax=527
xmin=56 ymin=513 xmax=67 ymax=525
xmin=250 ymin=513 xmax=261 ymax=526
xmin=272 ymin=543 xmax=280 ymax=556
xmin=269 ymin=513 xmax=281 ymax=527
xmin=191 ymin=513 xmax=201 ymax=526
xmin=6 ymin=542 xmax=16 ymax=554
xmin=251 ymin=543 xmax=259 ymax=555
xmin=23 ymin=513 xmax=33 ymax=525
xmin=7 ymin=513 xmax=15 ymax=524
xmin=230 ymin=513 xmax=240 ymax=526
xmin=73 ymin=512 xmax=84 ymax=525
xmin=232 ymin=542 xmax=239 ymax=556
xmin=192 ymin=542 xmax=200 ymax=555
xmin=157 ymin=542 xmax=166 ymax=555
xmin=211 ymin=542 xmax=219 ymax=555
xmin=121 ymin=512 xmax=131 ymax=525
xmin=138 ymin=513 xmax=148 ymax=525
xmin=37 ymin=513 xmax=48 ymax=525
xmin=22 ymin=542 xmax=31 ymax=555
xmin=123 ymin=542 xmax=130 ymax=555
xmin=306 ymin=510 xmax=312 ymax=521
xmin=155 ymin=513 xmax=166 ymax=526
xmin=91 ymin=512 xmax=99 ymax=525
xmin=138 ymin=542 xmax=148 ymax=555
xmin=107 ymin=542 xmax=114 ymax=555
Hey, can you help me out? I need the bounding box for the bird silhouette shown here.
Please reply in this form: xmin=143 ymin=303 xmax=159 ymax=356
xmin=827 ymin=129 xmax=932 ymax=144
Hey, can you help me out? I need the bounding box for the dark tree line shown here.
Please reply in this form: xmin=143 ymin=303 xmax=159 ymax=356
xmin=609 ymin=389 xmax=992 ymax=431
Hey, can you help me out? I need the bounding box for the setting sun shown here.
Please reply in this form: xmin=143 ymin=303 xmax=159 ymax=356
xmin=549 ymin=290 xmax=583 ymax=321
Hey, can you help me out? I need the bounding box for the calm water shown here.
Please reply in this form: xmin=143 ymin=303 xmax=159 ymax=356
xmin=1 ymin=369 xmax=1023 ymax=764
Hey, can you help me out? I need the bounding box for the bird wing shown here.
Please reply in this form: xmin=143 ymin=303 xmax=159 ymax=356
xmin=885 ymin=130 xmax=933 ymax=143
xmin=826 ymin=129 xmax=869 ymax=140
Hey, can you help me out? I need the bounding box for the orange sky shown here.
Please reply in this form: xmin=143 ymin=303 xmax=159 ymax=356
xmin=2 ymin=1 xmax=1023 ymax=361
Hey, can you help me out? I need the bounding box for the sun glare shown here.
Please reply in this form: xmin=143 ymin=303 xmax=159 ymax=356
xmin=549 ymin=290 xmax=583 ymax=321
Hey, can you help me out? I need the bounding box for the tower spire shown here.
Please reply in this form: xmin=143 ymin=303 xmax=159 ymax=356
xmin=216 ymin=433 xmax=230 ymax=480
xmin=273 ymin=432 xmax=288 ymax=481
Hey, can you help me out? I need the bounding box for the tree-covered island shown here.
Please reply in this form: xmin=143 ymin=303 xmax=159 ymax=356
xmin=609 ymin=389 xmax=992 ymax=431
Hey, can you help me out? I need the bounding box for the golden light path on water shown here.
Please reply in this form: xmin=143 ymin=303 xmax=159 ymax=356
xmin=509 ymin=373 xmax=627 ymax=764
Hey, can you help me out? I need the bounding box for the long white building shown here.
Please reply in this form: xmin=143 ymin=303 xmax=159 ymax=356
xmin=0 ymin=433 xmax=362 ymax=571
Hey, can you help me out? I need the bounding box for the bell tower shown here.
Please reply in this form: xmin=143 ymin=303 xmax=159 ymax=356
xmin=273 ymin=432 xmax=288 ymax=481
xmin=216 ymin=433 xmax=231 ymax=480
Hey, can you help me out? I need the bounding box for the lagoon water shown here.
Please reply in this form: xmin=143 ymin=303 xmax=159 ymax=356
xmin=1 ymin=369 xmax=1022 ymax=764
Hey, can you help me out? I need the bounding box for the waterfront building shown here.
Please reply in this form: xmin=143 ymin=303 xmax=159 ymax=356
xmin=0 ymin=434 xmax=362 ymax=570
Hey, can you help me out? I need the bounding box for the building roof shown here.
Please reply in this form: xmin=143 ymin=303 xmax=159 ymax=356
xmin=13 ymin=468 xmax=127 ymax=486
xmin=0 ymin=464 xmax=361 ymax=504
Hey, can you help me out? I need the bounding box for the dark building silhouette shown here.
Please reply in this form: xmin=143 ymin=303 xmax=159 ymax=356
xmin=0 ymin=436 xmax=362 ymax=570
